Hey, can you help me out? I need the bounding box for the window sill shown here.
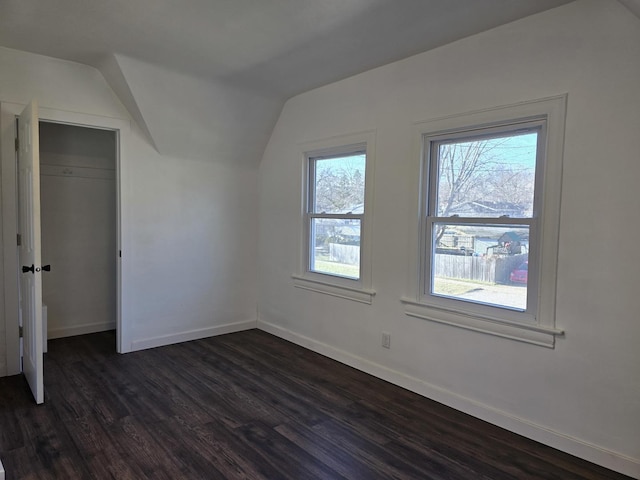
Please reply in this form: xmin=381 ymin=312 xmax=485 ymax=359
xmin=400 ymin=297 xmax=563 ymax=348
xmin=292 ymin=274 xmax=375 ymax=304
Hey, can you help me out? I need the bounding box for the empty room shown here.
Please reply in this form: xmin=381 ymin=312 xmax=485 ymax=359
xmin=0 ymin=0 xmax=639 ymax=478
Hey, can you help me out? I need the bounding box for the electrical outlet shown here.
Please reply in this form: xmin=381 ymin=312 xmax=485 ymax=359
xmin=381 ymin=332 xmax=391 ymax=349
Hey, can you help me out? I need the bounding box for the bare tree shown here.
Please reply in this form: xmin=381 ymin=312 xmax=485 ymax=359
xmin=314 ymin=158 xmax=365 ymax=213
xmin=434 ymin=140 xmax=499 ymax=246
xmin=434 ymin=137 xmax=535 ymax=246
xmin=485 ymin=168 xmax=535 ymax=215
xmin=437 ymin=140 xmax=502 ymax=216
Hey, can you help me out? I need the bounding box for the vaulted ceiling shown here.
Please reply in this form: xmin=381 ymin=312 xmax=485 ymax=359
xmin=0 ymin=0 xmax=577 ymax=165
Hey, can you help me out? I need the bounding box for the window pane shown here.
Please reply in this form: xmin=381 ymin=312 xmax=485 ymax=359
xmin=310 ymin=218 xmax=360 ymax=279
xmin=312 ymin=153 xmax=366 ymax=214
xmin=431 ymin=223 xmax=529 ymax=310
xmin=435 ymin=132 xmax=537 ymax=218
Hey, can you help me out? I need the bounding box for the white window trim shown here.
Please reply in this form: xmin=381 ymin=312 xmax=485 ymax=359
xmin=402 ymin=96 xmax=567 ymax=347
xmin=292 ymin=131 xmax=376 ymax=304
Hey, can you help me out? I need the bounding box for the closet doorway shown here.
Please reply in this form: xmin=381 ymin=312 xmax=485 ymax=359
xmin=39 ymin=121 xmax=117 ymax=346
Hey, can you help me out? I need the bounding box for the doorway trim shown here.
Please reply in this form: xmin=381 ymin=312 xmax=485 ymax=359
xmin=2 ymin=102 xmax=131 ymax=375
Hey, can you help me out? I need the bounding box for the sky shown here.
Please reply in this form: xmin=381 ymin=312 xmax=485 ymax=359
xmin=443 ymin=131 xmax=538 ymax=172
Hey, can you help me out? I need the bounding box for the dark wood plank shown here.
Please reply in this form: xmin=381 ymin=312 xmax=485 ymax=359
xmin=0 ymin=329 xmax=633 ymax=480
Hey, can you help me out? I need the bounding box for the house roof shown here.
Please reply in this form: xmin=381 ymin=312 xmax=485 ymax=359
xmin=449 ymin=201 xmax=528 ymax=217
xmin=499 ymin=231 xmax=522 ymax=243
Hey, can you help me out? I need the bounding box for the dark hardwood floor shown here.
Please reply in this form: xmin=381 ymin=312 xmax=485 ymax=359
xmin=0 ymin=330 xmax=632 ymax=479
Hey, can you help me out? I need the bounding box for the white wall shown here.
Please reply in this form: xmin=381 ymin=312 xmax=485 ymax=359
xmin=124 ymin=145 xmax=259 ymax=350
xmin=0 ymin=46 xmax=259 ymax=370
xmin=258 ymin=1 xmax=640 ymax=477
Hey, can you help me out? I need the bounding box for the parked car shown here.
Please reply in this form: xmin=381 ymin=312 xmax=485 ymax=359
xmin=509 ymin=261 xmax=528 ymax=284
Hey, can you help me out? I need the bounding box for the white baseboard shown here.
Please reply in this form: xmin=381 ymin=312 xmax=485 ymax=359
xmin=130 ymin=319 xmax=257 ymax=352
xmin=258 ymin=319 xmax=640 ymax=479
xmin=0 ymin=457 xmax=5 ymax=480
xmin=47 ymin=321 xmax=116 ymax=340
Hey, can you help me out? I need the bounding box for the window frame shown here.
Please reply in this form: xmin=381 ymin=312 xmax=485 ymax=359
xmin=402 ymin=96 xmax=566 ymax=347
xmin=422 ymin=120 xmax=544 ymax=322
xmin=307 ymin=146 xmax=366 ymax=281
xmin=292 ymin=131 xmax=376 ymax=304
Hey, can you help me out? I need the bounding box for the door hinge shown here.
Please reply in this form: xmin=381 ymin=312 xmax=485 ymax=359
xmin=19 ymin=326 xmax=23 ymax=338
xmin=15 ymin=137 xmax=19 ymax=152
xmin=17 ymin=233 xmax=22 ymax=246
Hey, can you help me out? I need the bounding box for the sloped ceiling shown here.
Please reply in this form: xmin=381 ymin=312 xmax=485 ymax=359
xmin=0 ymin=0 xmax=575 ymax=165
xmin=619 ymin=0 xmax=640 ymax=19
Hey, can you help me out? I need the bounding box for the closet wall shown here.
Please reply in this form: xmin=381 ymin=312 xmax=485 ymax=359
xmin=39 ymin=122 xmax=116 ymax=339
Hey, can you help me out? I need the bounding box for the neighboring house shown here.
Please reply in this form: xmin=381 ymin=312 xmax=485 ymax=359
xmin=438 ymin=227 xmax=529 ymax=256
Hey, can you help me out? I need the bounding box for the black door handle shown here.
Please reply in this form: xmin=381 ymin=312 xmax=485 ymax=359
xmin=21 ymin=264 xmax=50 ymax=273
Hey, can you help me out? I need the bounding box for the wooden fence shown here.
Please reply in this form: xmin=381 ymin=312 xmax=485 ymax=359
xmin=434 ymin=253 xmax=527 ymax=284
xmin=329 ymin=243 xmax=360 ymax=265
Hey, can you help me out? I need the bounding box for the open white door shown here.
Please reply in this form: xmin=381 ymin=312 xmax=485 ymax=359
xmin=17 ymin=100 xmax=44 ymax=404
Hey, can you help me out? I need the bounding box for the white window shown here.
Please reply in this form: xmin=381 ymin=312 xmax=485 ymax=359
xmin=292 ymin=132 xmax=375 ymax=304
xmin=403 ymin=97 xmax=566 ymax=347
xmin=307 ymin=149 xmax=365 ymax=279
